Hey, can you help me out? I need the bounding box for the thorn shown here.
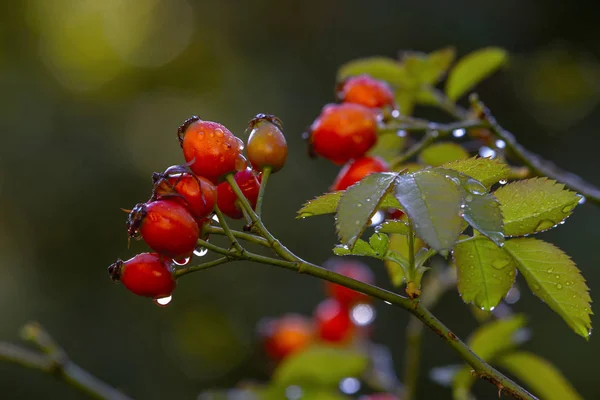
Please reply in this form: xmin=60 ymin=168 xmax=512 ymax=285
xmin=120 ymin=208 xmax=132 ymax=213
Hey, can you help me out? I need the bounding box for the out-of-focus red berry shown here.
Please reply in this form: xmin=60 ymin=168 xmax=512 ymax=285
xmin=216 ymin=169 xmax=261 ymax=219
xmin=260 ymin=314 xmax=313 ymax=361
xmin=153 ymin=168 xmax=216 ymax=219
xmin=127 ymin=200 xmax=199 ymax=259
xmin=178 ymin=117 xmax=243 ymax=184
xmin=337 ymin=74 xmax=395 ymax=109
xmin=314 ymin=298 xmax=353 ymax=342
xmin=247 ymin=114 xmax=288 ymax=173
xmin=331 ymin=156 xmax=389 ymax=191
xmin=310 ymin=103 xmax=378 ymax=165
xmin=325 ymin=260 xmax=375 ymax=306
xmin=387 ymin=208 xmax=404 ymax=220
xmin=108 ymin=253 xmax=175 ymax=298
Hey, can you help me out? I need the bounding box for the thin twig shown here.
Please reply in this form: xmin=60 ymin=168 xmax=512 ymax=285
xmin=175 ymin=256 xmax=232 ymax=278
xmin=255 ymin=166 xmax=271 ymax=217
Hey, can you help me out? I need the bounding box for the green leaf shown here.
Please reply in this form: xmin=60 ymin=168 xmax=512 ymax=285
xmin=441 ymin=157 xmax=510 ymax=188
xmin=333 ymin=239 xmax=378 ymax=258
xmin=497 ymin=352 xmax=583 ymax=400
xmin=336 ymin=173 xmax=398 ymax=248
xmin=453 ymin=237 xmax=516 ymax=311
xmin=273 ymin=345 xmax=368 ymax=387
xmin=494 ymin=178 xmax=580 ymax=237
xmin=369 ymin=233 xmax=389 ymax=255
xmin=421 ymin=47 xmax=456 ymax=84
xmin=462 ymin=193 xmax=504 ymax=246
xmin=394 ymin=170 xmax=464 ymax=252
xmin=384 ymin=233 xmax=416 ymax=286
xmin=419 ymin=142 xmax=470 ymax=167
xmin=297 ymin=191 xmax=343 ymax=218
xmin=446 ymin=47 xmax=508 ymax=100
xmin=376 ymin=220 xmax=410 ymax=235
xmin=504 ymin=238 xmax=592 ymax=339
xmin=368 ymin=132 xmax=406 ymax=163
xmin=395 ymin=91 xmax=415 ymax=115
xmin=337 ymin=57 xmax=410 ymax=87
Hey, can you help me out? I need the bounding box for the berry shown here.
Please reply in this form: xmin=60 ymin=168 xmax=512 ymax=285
xmin=259 ymin=314 xmax=313 ymax=360
xmin=387 ymin=208 xmax=404 ymax=220
xmin=216 ymin=169 xmax=261 ymax=219
xmin=309 ymin=103 xmax=378 ymax=165
xmin=128 ymin=200 xmax=199 ymax=259
xmin=247 ymin=114 xmax=288 ymax=173
xmin=178 ymin=117 xmax=243 ymax=184
xmin=331 ymin=156 xmax=389 ymax=191
xmin=325 ymin=260 xmax=375 ymax=306
xmin=314 ymin=298 xmax=353 ymax=342
xmin=153 ymin=167 xmax=216 ymax=219
xmin=337 ymin=74 xmax=395 ymax=109
xmin=108 ymin=253 xmax=175 ymax=298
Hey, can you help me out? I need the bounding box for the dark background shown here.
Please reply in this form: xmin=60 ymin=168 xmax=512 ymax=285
xmin=1 ymin=0 xmax=599 ymax=398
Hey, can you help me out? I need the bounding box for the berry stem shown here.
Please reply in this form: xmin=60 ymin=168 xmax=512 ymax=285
xmin=255 ymin=166 xmax=271 ymax=218
xmin=0 ymin=322 xmax=133 ymax=400
xmin=175 ymin=256 xmax=232 ymax=278
xmin=407 ymin=220 xmax=416 ymax=275
xmin=204 ymin=225 xmax=270 ymax=247
xmin=214 ymin=205 xmax=244 ymax=253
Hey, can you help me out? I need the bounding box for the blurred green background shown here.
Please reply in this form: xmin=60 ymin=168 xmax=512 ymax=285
xmin=1 ymin=0 xmax=600 ymax=398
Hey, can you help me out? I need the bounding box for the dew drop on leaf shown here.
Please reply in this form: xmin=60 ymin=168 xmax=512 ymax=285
xmin=534 ymin=220 xmax=555 ymax=232
xmin=557 ymin=284 xmax=563 ymax=289
xmin=491 ymin=258 xmax=510 ymax=270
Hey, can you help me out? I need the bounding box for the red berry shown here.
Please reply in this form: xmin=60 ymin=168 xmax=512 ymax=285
xmin=314 ymin=298 xmax=353 ymax=342
xmin=325 ymin=260 xmax=375 ymax=306
xmin=337 ymin=74 xmax=395 ymax=109
xmin=331 ymin=156 xmax=389 ymax=191
xmin=247 ymin=114 xmax=288 ymax=173
xmin=153 ymin=168 xmax=216 ymax=219
xmin=387 ymin=208 xmax=404 ymax=220
xmin=310 ymin=103 xmax=378 ymax=165
xmin=178 ymin=117 xmax=243 ymax=184
xmin=260 ymin=314 xmax=313 ymax=360
xmin=127 ymin=200 xmax=199 ymax=259
xmin=216 ymin=169 xmax=261 ymax=219
xmin=108 ymin=253 xmax=175 ymax=298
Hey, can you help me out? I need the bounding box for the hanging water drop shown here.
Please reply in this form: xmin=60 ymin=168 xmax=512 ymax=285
xmin=499 ymin=179 xmax=508 ymax=185
xmin=194 ymin=247 xmax=208 ymax=257
xmin=153 ymin=295 xmax=172 ymax=307
xmin=173 ymin=257 xmax=191 ymax=266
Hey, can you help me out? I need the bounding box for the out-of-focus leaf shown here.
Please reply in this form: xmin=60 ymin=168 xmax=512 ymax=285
xmin=441 ymin=157 xmax=510 ymax=188
xmin=394 ymin=170 xmax=463 ymax=252
xmin=368 ymin=132 xmax=406 ymax=163
xmin=419 ymin=142 xmax=469 ymax=167
xmin=337 ymin=57 xmax=410 ymax=87
xmin=494 ymin=178 xmax=580 ymax=236
xmin=453 ymin=237 xmax=516 ymax=311
xmin=497 ymin=352 xmax=583 ymax=400
xmin=384 ymin=234 xmax=410 ymax=286
xmin=336 ymin=173 xmax=398 ymax=248
xmin=446 ymin=47 xmax=508 ymax=100
xmin=504 ymin=238 xmax=592 ymax=339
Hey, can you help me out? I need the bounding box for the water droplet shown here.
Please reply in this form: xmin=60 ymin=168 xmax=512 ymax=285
xmin=215 ymin=128 xmax=224 ymax=137
xmin=499 ymin=179 xmax=508 ymax=185
xmin=492 ymin=258 xmax=510 ymax=269
xmin=465 ymin=195 xmax=473 ymax=202
xmin=173 ymin=257 xmax=190 ymax=266
xmin=212 ymin=214 xmax=219 ymax=222
xmin=350 ymin=303 xmax=376 ymax=326
xmin=235 ymin=154 xmax=248 ymax=171
xmin=464 ymin=179 xmax=487 ymax=195
xmin=219 ymin=155 xmax=225 ymax=163
xmin=479 ymin=146 xmax=496 ymax=159
xmin=339 ymin=377 xmax=361 ymax=395
xmin=194 ymin=247 xmax=208 ymax=257
xmin=355 ymin=220 xmax=361 ymax=225
xmin=197 ymin=131 xmax=205 ymax=140
xmin=365 ymin=198 xmax=371 ymax=202
xmin=562 ymin=204 xmax=577 ymax=213
xmin=153 ymin=295 xmax=172 ymax=307
xmin=356 ymin=203 xmax=363 ymax=207
xmin=495 ymin=139 xmax=506 ymax=149
xmin=452 ymin=129 xmax=466 ymax=138
xmin=578 ymin=195 xmax=586 ymax=205
xmin=566 ymin=281 xmax=572 ymax=286
xmin=397 ymin=129 xmax=407 ymax=137
xmin=555 ymin=275 xmax=560 ymax=279
xmin=384 ymin=301 xmax=392 ymax=305
xmin=235 ymin=137 xmax=245 ymax=151
xmin=430 ymin=130 xmax=439 ymax=138
xmin=534 ymin=220 xmax=555 ymax=232
xmin=391 ymin=110 xmax=400 ymax=118
xmin=532 ymin=283 xmax=541 ymax=291
xmin=557 ymin=284 xmax=563 ymax=289
xmin=547 ymin=267 xmax=554 ymax=273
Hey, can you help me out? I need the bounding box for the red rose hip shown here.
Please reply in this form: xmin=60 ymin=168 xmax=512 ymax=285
xmin=153 ymin=167 xmax=216 ymax=219
xmin=259 ymin=314 xmax=313 ymax=360
xmin=314 ymin=298 xmax=353 ymax=342
xmin=337 ymin=74 xmax=395 ymax=109
xmin=178 ymin=117 xmax=243 ymax=184
xmin=326 ymin=259 xmax=375 ymax=306
xmin=331 ymin=156 xmax=389 ymax=191
xmin=309 ymin=103 xmax=378 ymax=165
xmin=108 ymin=253 xmax=175 ymax=298
xmin=216 ymin=168 xmax=261 ymax=219
xmin=246 ymin=114 xmax=288 ymax=173
xmin=127 ymin=199 xmax=199 ymax=259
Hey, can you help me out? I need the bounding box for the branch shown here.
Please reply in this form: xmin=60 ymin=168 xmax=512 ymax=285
xmin=1 ymin=322 xmax=132 ymax=400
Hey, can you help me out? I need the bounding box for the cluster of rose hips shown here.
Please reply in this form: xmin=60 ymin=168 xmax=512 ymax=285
xmin=308 ymin=75 xmax=396 ymax=193
xmin=107 ymin=114 xmax=288 ymax=303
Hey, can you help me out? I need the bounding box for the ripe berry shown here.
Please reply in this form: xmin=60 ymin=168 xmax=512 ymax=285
xmin=153 ymin=167 xmax=216 ymax=219
xmin=108 ymin=253 xmax=175 ymax=298
xmin=309 ymin=103 xmax=378 ymax=165
xmin=259 ymin=314 xmax=313 ymax=360
xmin=128 ymin=200 xmax=199 ymax=259
xmin=325 ymin=260 xmax=375 ymax=306
xmin=314 ymin=298 xmax=353 ymax=342
xmin=337 ymin=74 xmax=395 ymax=109
xmin=247 ymin=114 xmax=288 ymax=173
xmin=387 ymin=208 xmax=404 ymax=220
xmin=331 ymin=156 xmax=388 ymax=191
xmin=178 ymin=117 xmax=243 ymax=184
xmin=216 ymin=168 xmax=261 ymax=219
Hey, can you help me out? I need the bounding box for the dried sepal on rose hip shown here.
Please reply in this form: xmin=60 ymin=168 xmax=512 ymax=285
xmin=216 ymin=168 xmax=261 ymax=219
xmin=258 ymin=314 xmax=313 ymax=361
xmin=246 ymin=114 xmax=288 ymax=173
xmin=325 ymin=259 xmax=375 ymax=306
xmin=108 ymin=253 xmax=175 ymax=298
xmin=331 ymin=156 xmax=389 ymax=191
xmin=178 ymin=116 xmax=245 ymax=184
xmin=152 ymin=165 xmax=216 ymax=220
xmin=309 ymin=103 xmax=378 ymax=165
xmin=336 ymin=74 xmax=396 ymax=109
xmin=127 ymin=199 xmax=199 ymax=259
xmin=314 ymin=298 xmax=354 ymax=343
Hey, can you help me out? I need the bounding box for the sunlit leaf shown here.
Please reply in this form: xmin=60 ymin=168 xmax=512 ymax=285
xmin=337 ymin=57 xmax=410 ymax=87
xmin=333 ymin=239 xmax=378 ymax=258
xmin=494 ymin=178 xmax=580 ymax=236
xmin=369 ymin=233 xmax=389 ymax=255
xmin=446 ymin=47 xmax=508 ymax=100
xmin=497 ymin=352 xmax=583 ymax=400
xmin=376 ymin=220 xmax=410 ymax=235
xmin=504 ymin=238 xmax=592 ymax=339
xmin=441 ymin=157 xmax=510 ymax=188
xmin=298 ymin=191 xmax=401 ymax=219
xmin=273 ymin=345 xmax=368 ymax=387
xmin=336 ymin=173 xmax=398 ymax=248
xmin=453 ymin=237 xmax=516 ymax=311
